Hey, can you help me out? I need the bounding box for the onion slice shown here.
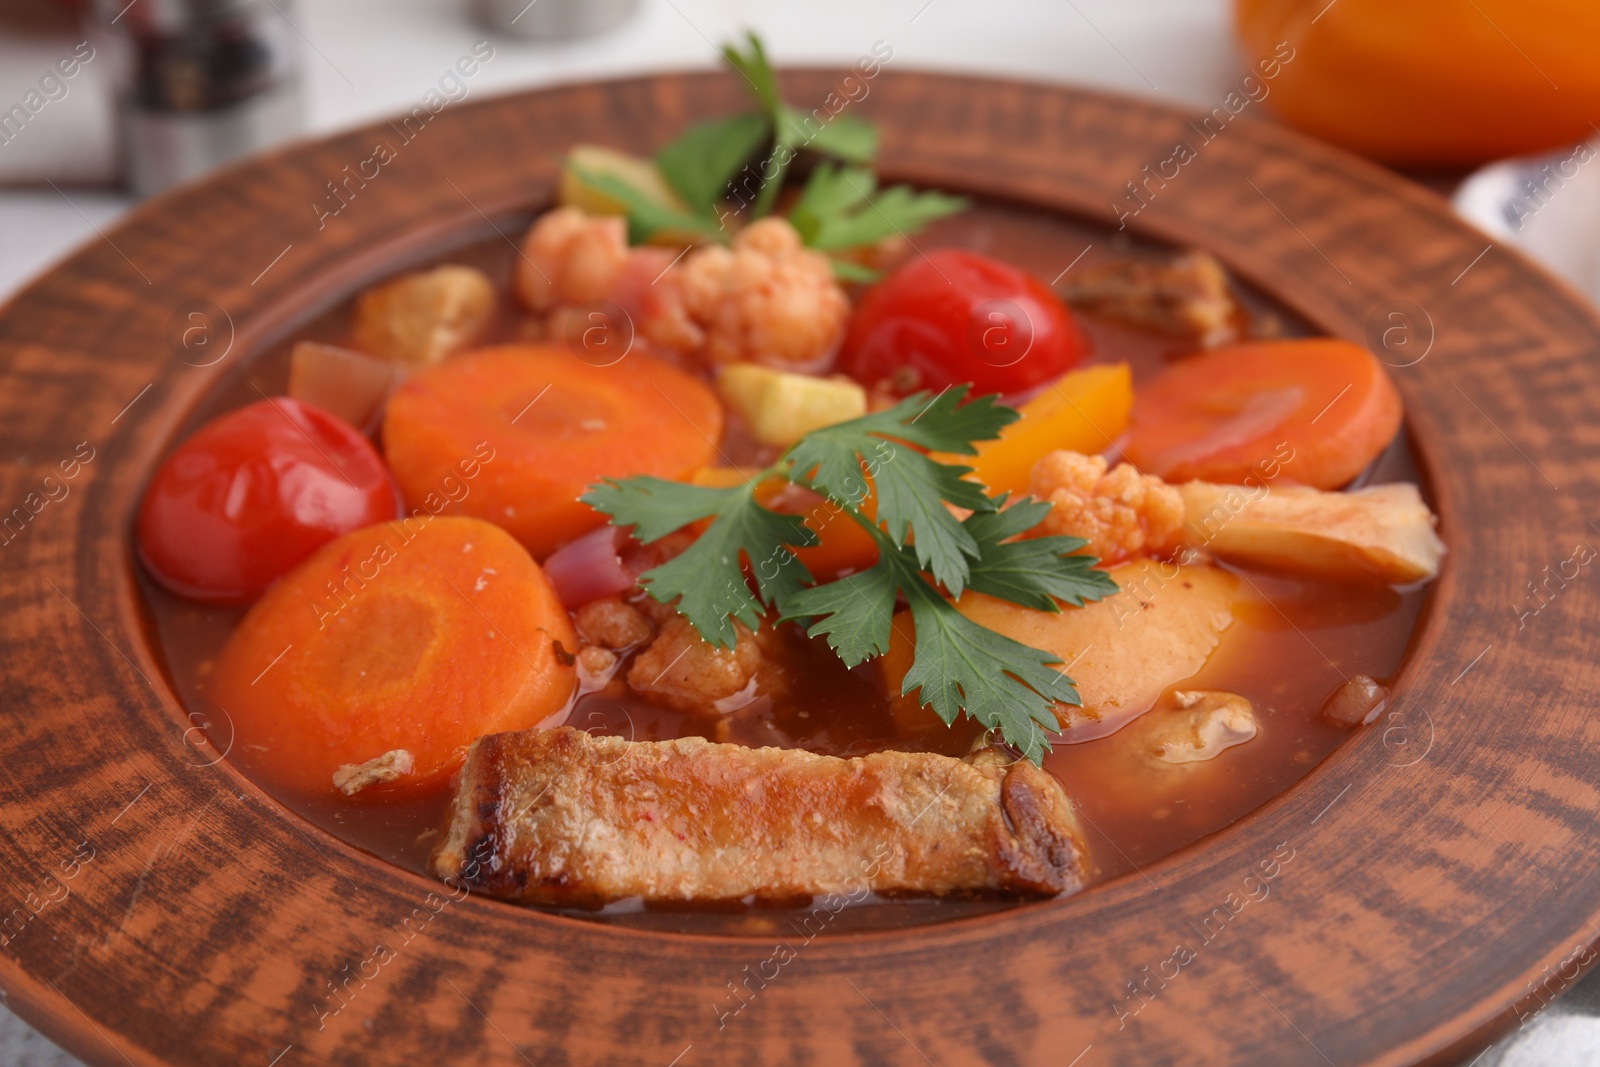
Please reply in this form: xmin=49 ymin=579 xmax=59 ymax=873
xmin=287 ymin=341 xmax=403 ymax=436
xmin=544 ymin=524 xmax=635 ymax=608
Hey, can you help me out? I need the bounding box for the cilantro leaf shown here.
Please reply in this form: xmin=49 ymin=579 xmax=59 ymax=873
xmin=654 ymin=113 xmax=770 ymax=213
xmin=897 ymin=577 xmax=1077 ymax=765
xmin=582 ymin=385 xmax=1120 ymax=764
xmin=962 ymin=495 xmax=1120 ymax=609
xmin=579 ymin=476 xmax=736 ymax=542
xmin=784 ymin=526 xmax=1081 ymax=764
xmin=828 ymin=258 xmax=881 ymax=284
xmin=789 ymin=164 xmax=968 ymax=251
xmin=857 ymin=439 xmax=988 ymax=595
xmin=779 ymin=106 xmax=878 ymax=163
xmin=565 ymin=163 xmax=724 ymax=244
xmin=778 ymin=551 xmax=898 ymax=667
xmin=784 ymin=387 xmax=1013 ymax=594
xmin=721 ymin=33 xmax=792 ymax=218
xmin=721 ymin=31 xmax=782 ymax=116
xmin=583 ymin=476 xmax=817 ymax=648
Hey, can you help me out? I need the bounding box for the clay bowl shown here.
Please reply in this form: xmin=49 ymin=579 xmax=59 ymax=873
xmin=1 ymin=69 xmax=1597 ymax=1067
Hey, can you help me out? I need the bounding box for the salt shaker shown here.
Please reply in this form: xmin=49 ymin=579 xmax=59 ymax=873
xmin=476 ymin=0 xmax=641 ymax=41
xmin=92 ymin=0 xmax=304 ymax=198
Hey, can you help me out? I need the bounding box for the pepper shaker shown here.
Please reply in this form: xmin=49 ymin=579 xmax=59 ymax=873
xmin=92 ymin=0 xmax=304 ymax=198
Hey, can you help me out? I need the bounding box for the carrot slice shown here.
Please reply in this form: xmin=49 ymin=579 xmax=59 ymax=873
xmin=207 ymin=516 xmax=576 ymax=799
xmin=383 ymin=344 xmax=723 ymax=558
xmin=1121 ymin=339 xmax=1401 ymax=489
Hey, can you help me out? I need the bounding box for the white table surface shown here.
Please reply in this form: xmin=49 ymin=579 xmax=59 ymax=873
xmin=0 ymin=1 xmax=1590 ymax=1064
xmin=0 ymin=0 xmax=1243 ymax=303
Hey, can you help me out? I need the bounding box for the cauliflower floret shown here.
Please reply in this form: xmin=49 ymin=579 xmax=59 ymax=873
xmin=517 ymin=210 xmax=848 ymax=369
xmin=627 ymin=615 xmax=762 ymax=715
xmin=672 ymin=218 xmax=849 ymax=367
xmin=1028 ymin=450 xmax=1185 ymax=564
xmin=514 ymin=206 xmax=629 ymax=312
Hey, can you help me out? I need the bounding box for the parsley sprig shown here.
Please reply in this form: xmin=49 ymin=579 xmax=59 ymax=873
xmin=580 ymin=389 xmax=1118 ymax=763
xmin=563 ymin=32 xmax=968 ymax=274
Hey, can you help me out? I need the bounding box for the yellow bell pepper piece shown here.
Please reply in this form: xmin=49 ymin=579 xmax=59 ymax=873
xmin=957 ymin=363 xmax=1133 ymax=496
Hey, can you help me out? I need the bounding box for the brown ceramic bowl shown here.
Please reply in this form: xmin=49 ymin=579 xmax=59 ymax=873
xmin=1 ymin=70 xmax=1596 ymax=1067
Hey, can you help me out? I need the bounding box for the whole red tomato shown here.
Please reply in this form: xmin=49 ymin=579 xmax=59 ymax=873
xmin=838 ymin=249 xmax=1087 ymax=395
xmin=137 ymin=398 xmax=399 ymax=603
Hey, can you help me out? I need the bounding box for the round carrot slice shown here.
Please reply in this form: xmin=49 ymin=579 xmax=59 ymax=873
xmin=383 ymin=344 xmax=724 ymax=558
xmin=207 ymin=516 xmax=576 ymax=799
xmin=1122 ymin=338 xmax=1402 ymax=489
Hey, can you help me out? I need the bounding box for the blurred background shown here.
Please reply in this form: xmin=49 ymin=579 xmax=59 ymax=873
xmin=1 ymin=0 xmax=1597 ymax=1063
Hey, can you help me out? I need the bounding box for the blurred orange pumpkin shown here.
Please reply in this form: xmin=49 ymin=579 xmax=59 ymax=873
xmin=1235 ymin=0 xmax=1600 ymax=166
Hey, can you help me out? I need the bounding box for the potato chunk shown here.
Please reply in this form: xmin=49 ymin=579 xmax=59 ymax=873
xmin=626 ymin=615 xmax=763 ymax=714
xmin=352 ymin=264 xmax=495 ymax=367
xmin=717 ymin=363 xmax=867 ymax=446
xmin=920 ymin=559 xmax=1242 ymax=735
xmin=1179 ymin=481 xmax=1444 ymax=584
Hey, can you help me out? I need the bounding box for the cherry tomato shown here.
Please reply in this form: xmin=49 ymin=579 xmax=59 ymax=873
xmin=137 ymin=398 xmax=399 ymax=603
xmin=838 ymin=249 xmax=1088 ymax=396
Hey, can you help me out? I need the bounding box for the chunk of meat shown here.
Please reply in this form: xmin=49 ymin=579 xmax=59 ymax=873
xmin=1058 ymin=251 xmax=1236 ymax=344
xmin=1146 ymin=690 xmax=1257 ymax=764
xmin=513 ymin=207 xmax=630 ymax=313
xmin=351 ymin=265 xmax=495 ymax=367
xmin=575 ymin=645 xmax=619 ymax=683
xmin=430 ymin=726 xmax=1088 ymax=905
xmin=626 ymin=615 xmax=762 ymax=714
xmin=573 ymin=596 xmax=654 ymax=650
xmin=1177 ymin=480 xmax=1444 ymax=583
xmin=1027 ymin=450 xmax=1186 ymax=564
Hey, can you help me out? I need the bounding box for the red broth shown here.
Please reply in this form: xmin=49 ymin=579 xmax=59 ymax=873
xmin=137 ymin=200 xmax=1435 ymax=934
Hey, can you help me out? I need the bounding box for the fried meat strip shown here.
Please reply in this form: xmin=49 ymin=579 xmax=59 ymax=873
xmin=1058 ymin=250 xmax=1236 ymax=344
xmin=432 ymin=727 xmax=1088 ymax=906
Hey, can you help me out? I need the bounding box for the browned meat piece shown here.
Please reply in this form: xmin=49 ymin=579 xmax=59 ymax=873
xmin=350 ymin=264 xmax=495 ymax=366
xmin=573 ymin=596 xmax=654 ymax=650
xmin=1058 ymin=251 xmax=1236 ymax=344
xmin=431 ymin=727 xmax=1088 ymax=906
xmin=626 ymin=614 xmax=762 ymax=714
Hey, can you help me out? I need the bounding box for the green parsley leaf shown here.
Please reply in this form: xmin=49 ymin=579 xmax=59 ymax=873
xmin=565 ymin=163 xmax=724 ymax=245
xmin=895 ymin=572 xmax=1080 ymax=766
xmin=785 ymin=387 xmax=1010 ymax=594
xmin=789 ymin=164 xmax=968 ymax=251
xmin=580 ymin=476 xmax=817 ymax=647
xmin=777 ymin=551 xmax=898 ymax=667
xmin=782 ymin=522 xmax=1088 ymax=765
xmin=962 ymin=495 xmax=1121 ymax=609
xmin=779 ymin=106 xmax=878 ymax=163
xmin=582 ymin=386 xmax=1119 ymax=763
xmin=828 ymin=258 xmax=882 ymax=284
xmin=721 ymin=31 xmax=782 ymax=117
xmin=654 ymin=113 xmax=770 ymax=214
